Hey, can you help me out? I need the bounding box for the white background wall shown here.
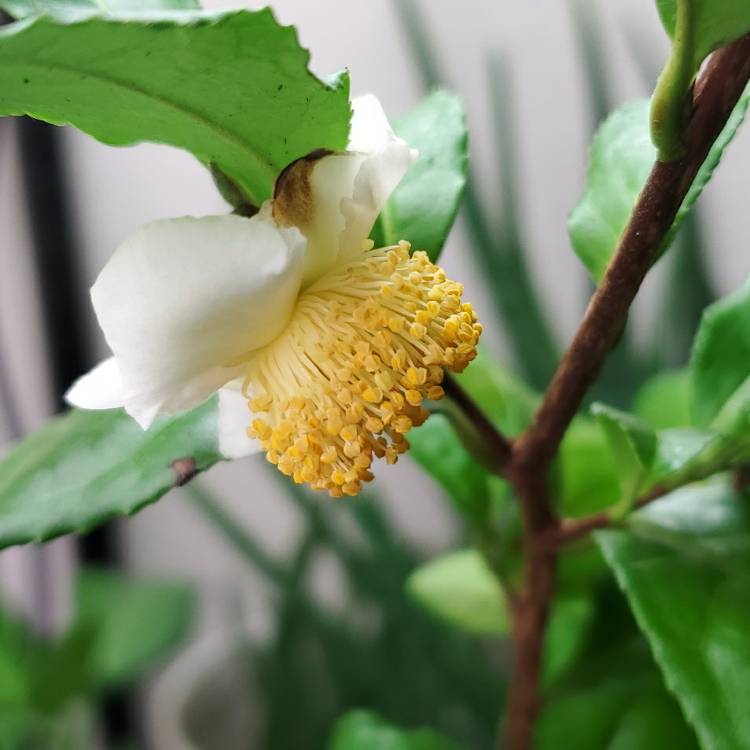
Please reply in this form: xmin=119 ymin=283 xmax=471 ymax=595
xmin=2 ymin=0 xmax=750 ymax=691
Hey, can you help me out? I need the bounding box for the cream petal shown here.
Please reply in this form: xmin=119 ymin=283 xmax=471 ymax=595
xmin=217 ymin=381 xmax=261 ymax=459
xmin=297 ymin=95 xmax=417 ymax=285
xmin=90 ymin=213 xmax=305 ymax=428
xmin=65 ymin=357 xmax=125 ymax=410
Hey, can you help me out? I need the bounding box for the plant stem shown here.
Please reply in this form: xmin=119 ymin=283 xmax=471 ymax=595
xmin=493 ymin=34 xmax=750 ymax=750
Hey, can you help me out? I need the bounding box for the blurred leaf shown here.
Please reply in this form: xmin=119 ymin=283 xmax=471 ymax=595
xmin=597 ymin=479 xmax=750 ymax=750
xmin=329 ymin=710 xmax=463 ymax=750
xmin=556 ymin=418 xmax=619 ymax=517
xmin=0 ymin=399 xmax=220 ymax=549
xmin=74 ymin=568 xmax=194 ymax=686
xmin=633 ymin=370 xmax=692 ymax=429
xmin=0 ymin=0 xmax=198 ymax=19
xmin=690 ymin=276 xmax=750 ymax=428
xmin=373 ymin=90 xmax=467 ymax=261
xmin=407 ymin=549 xmax=509 ymax=636
xmin=542 ymin=595 xmax=594 ymax=686
xmin=591 ymin=403 xmax=657 ymax=499
xmin=0 ymin=8 xmax=350 ymax=204
xmin=656 ymin=0 xmax=750 ymax=73
xmin=569 ymin=93 xmax=749 ymax=281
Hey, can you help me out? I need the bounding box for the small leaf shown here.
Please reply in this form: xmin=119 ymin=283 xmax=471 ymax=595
xmin=656 ymin=0 xmax=750 ymax=73
xmin=569 ymin=92 xmax=749 ymax=281
xmin=329 ymin=710 xmax=463 ymax=750
xmin=591 ymin=403 xmax=657 ymax=499
xmin=373 ymin=90 xmax=468 ymax=261
xmin=691 ymin=276 xmax=750 ymax=428
xmin=406 ymin=549 xmax=509 ymax=636
xmin=597 ymin=480 xmax=750 ymax=750
xmin=633 ymin=370 xmax=692 ymax=430
xmin=0 ymin=9 xmax=350 ymax=205
xmin=0 ymin=399 xmax=220 ymax=549
xmin=74 ymin=568 xmax=194 ymax=686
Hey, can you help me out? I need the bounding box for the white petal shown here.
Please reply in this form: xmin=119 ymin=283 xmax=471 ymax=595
xmin=65 ymin=357 xmax=124 ymax=410
xmin=217 ymin=381 xmax=261 ymax=459
xmin=300 ymin=95 xmax=417 ymax=284
xmin=91 ymin=213 xmax=305 ymax=429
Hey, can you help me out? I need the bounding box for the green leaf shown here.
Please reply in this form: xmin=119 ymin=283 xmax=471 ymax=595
xmin=329 ymin=710 xmax=463 ymax=750
xmin=0 ymin=9 xmax=350 ymax=205
xmin=74 ymin=568 xmax=194 ymax=686
xmin=597 ymin=480 xmax=750 ymax=750
xmin=406 ymin=549 xmax=509 ymax=636
xmin=542 ymin=595 xmax=594 ymax=686
xmin=0 ymin=0 xmax=198 ymax=20
xmin=633 ymin=370 xmax=692 ymax=429
xmin=657 ymin=0 xmax=750 ymax=72
xmin=556 ymin=418 xmax=620 ymax=517
xmin=569 ymin=92 xmax=749 ymax=281
xmin=691 ymin=276 xmax=750 ymax=428
xmin=0 ymin=399 xmax=220 ymax=549
xmin=373 ymin=91 xmax=467 ymax=261
xmin=409 ymin=349 xmax=536 ymax=524
xmin=591 ymin=403 xmax=657 ymax=500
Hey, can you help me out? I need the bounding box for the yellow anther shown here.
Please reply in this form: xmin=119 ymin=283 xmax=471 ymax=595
xmin=409 ymin=322 xmax=427 ymax=338
xmin=405 ymin=389 xmax=423 ymax=407
xmin=427 ymin=385 xmax=445 ymax=401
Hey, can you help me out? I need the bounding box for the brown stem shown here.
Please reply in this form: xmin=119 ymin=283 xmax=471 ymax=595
xmin=497 ymin=34 xmax=750 ymax=750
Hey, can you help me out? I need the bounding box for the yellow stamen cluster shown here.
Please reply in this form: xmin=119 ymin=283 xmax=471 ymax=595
xmin=245 ymin=240 xmax=482 ymax=497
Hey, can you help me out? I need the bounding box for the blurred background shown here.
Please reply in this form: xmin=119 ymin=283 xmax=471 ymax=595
xmin=1 ymin=0 xmax=749 ymax=747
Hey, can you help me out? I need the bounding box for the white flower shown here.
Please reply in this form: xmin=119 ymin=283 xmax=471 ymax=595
xmin=67 ymin=95 xmax=481 ymax=497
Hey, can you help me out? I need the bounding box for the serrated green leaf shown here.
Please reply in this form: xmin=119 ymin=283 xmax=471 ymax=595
xmin=597 ymin=480 xmax=750 ymax=750
xmin=657 ymin=0 xmax=750 ymax=72
xmin=74 ymin=568 xmax=194 ymax=686
xmin=0 ymin=399 xmax=220 ymax=549
xmin=691 ymin=276 xmax=750 ymax=428
xmin=0 ymin=9 xmax=350 ymax=204
xmin=569 ymin=92 xmax=749 ymax=282
xmin=329 ymin=710 xmax=463 ymax=750
xmin=633 ymin=370 xmax=692 ymax=430
xmin=373 ymin=90 xmax=467 ymax=261
xmin=406 ymin=549 xmax=508 ymax=636
xmin=0 ymin=0 xmax=198 ymax=20
xmin=592 ymin=403 xmax=657 ymax=499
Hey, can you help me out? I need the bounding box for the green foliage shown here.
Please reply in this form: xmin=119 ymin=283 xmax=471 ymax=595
xmin=373 ymin=90 xmax=468 ymax=261
xmin=406 ymin=549 xmax=509 ymax=636
xmin=0 ymin=399 xmax=220 ymax=549
xmin=591 ymin=403 xmax=657 ymax=502
xmin=0 ymin=8 xmax=350 ymax=204
xmin=75 ymin=568 xmax=194 ymax=686
xmin=657 ymin=0 xmax=750 ymax=73
xmin=597 ymin=480 xmax=750 ymax=750
xmin=691 ymin=276 xmax=750 ymax=428
xmin=569 ymin=93 xmax=750 ymax=281
xmin=0 ymin=568 xmax=192 ymax=748
xmin=329 ymin=711 xmax=463 ymax=750
xmin=633 ymin=370 xmax=692 ymax=429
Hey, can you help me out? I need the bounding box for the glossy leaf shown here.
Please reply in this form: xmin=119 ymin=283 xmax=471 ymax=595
xmin=657 ymin=0 xmax=750 ymax=73
xmin=569 ymin=93 xmax=749 ymax=281
xmin=691 ymin=276 xmax=750 ymax=428
xmin=0 ymin=8 xmax=350 ymax=204
xmin=591 ymin=403 xmax=657 ymax=499
xmin=329 ymin=710 xmax=463 ymax=750
xmin=373 ymin=90 xmax=468 ymax=261
xmin=406 ymin=549 xmax=508 ymax=636
xmin=0 ymin=399 xmax=220 ymax=549
xmin=74 ymin=568 xmax=194 ymax=686
xmin=597 ymin=480 xmax=750 ymax=750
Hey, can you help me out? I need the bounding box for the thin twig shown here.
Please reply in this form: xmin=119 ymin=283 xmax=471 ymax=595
xmin=501 ymin=34 xmax=750 ymax=750
xmin=513 ymin=34 xmax=750 ymax=477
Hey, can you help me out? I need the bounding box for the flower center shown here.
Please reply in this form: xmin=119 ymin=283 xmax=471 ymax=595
xmin=244 ymin=240 xmax=482 ymax=497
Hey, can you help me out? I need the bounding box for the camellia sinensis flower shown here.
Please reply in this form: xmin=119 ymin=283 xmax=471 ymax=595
xmin=66 ymin=95 xmax=482 ymax=497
